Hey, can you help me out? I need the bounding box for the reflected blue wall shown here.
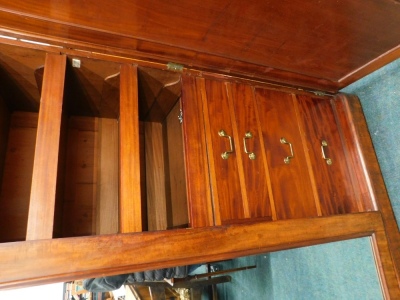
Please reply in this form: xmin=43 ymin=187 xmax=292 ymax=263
xmin=270 ymin=238 xmax=382 ymax=300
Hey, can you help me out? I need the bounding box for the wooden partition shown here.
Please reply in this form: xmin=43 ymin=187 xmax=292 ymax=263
xmin=27 ymin=53 xmax=66 ymax=240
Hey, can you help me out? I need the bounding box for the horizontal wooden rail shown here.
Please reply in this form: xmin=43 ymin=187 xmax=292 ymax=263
xmin=1 ymin=212 xmax=397 ymax=296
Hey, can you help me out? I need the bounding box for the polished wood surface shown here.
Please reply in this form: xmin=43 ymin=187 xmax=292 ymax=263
xmin=119 ymin=64 xmax=142 ymax=233
xmin=0 ymin=0 xmax=399 ymax=91
xmin=0 ymin=39 xmax=399 ymax=297
xmin=181 ymin=75 xmax=214 ymax=227
xmin=255 ymin=88 xmax=318 ymax=219
xmin=0 ymin=212 xmax=398 ymax=298
xmin=333 ymin=95 xmax=376 ymax=212
xmin=228 ymin=83 xmax=273 ymax=220
xmin=296 ymin=95 xmax=359 ymax=215
xmin=201 ymin=78 xmax=245 ymax=224
xmin=337 ymin=93 xmax=400 ymax=284
xmin=26 ymin=53 xmax=66 ymax=240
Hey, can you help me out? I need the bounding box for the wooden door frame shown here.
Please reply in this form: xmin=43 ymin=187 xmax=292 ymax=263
xmin=0 ymin=212 xmax=397 ymax=298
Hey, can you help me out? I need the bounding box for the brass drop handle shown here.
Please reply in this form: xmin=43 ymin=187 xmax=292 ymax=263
xmin=219 ymin=130 xmax=234 ymax=159
xmin=280 ymin=137 xmax=294 ymax=164
xmin=243 ymin=132 xmax=256 ymax=160
xmin=321 ymin=140 xmax=333 ymax=165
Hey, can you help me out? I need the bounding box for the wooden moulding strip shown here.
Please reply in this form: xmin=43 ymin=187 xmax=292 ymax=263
xmin=119 ymin=64 xmax=142 ymax=233
xmin=370 ymin=213 xmax=400 ymax=299
xmin=336 ymin=93 xmax=400 ymax=285
xmin=26 ymin=53 xmax=66 ymax=241
xmin=2 ymin=212 xmax=398 ymax=296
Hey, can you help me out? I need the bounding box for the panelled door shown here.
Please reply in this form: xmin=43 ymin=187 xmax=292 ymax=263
xmin=200 ymin=78 xmax=272 ymax=225
xmin=228 ymin=82 xmax=273 ymax=221
xmin=295 ymin=95 xmax=360 ymax=215
xmin=254 ymin=88 xmax=318 ymax=220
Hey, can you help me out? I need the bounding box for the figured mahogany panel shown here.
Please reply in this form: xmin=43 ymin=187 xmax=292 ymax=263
xmin=228 ymin=82 xmax=273 ymax=220
xmin=181 ymin=75 xmax=214 ymax=227
xmin=255 ymin=88 xmax=317 ymax=220
xmin=202 ymin=78 xmax=245 ymax=224
xmin=1 ymin=0 xmax=400 ymax=90
xmin=295 ymin=95 xmax=359 ymax=215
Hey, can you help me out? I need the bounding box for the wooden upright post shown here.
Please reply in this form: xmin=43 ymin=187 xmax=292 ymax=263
xmin=26 ymin=53 xmax=66 ymax=240
xmin=119 ymin=64 xmax=142 ymax=233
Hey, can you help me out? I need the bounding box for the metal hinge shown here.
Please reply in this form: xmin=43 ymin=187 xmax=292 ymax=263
xmin=178 ymin=109 xmax=183 ymax=124
xmin=167 ymin=62 xmax=184 ymax=72
xmin=313 ymin=90 xmax=327 ymax=96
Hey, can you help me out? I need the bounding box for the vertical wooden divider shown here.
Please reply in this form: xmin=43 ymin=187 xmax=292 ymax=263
xmin=119 ymin=64 xmax=142 ymax=233
xmin=26 ymin=53 xmax=66 ymax=241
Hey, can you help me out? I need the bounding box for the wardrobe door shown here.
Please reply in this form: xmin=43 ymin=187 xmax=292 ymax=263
xmin=296 ymin=95 xmax=360 ymax=215
xmin=255 ymin=88 xmax=317 ymax=220
xmin=201 ymin=78 xmax=245 ymax=224
xmin=228 ymin=83 xmax=272 ymax=220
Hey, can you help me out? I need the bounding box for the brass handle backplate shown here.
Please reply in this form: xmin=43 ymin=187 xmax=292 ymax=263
xmin=321 ymin=140 xmax=333 ymax=165
xmin=218 ymin=130 xmax=234 ymax=159
xmin=243 ymin=132 xmax=256 ymax=160
xmin=280 ymin=137 xmax=294 ymax=164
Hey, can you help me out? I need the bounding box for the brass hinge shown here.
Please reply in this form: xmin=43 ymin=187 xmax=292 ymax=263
xmin=178 ymin=109 xmax=183 ymax=124
xmin=313 ymin=90 xmax=327 ymax=96
xmin=167 ymin=62 xmax=184 ymax=72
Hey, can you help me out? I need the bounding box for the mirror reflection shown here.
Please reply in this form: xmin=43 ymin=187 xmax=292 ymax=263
xmin=61 ymin=237 xmax=381 ymax=300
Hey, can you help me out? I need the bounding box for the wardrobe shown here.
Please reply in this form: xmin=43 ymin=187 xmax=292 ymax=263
xmin=0 ymin=1 xmax=399 ymax=298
